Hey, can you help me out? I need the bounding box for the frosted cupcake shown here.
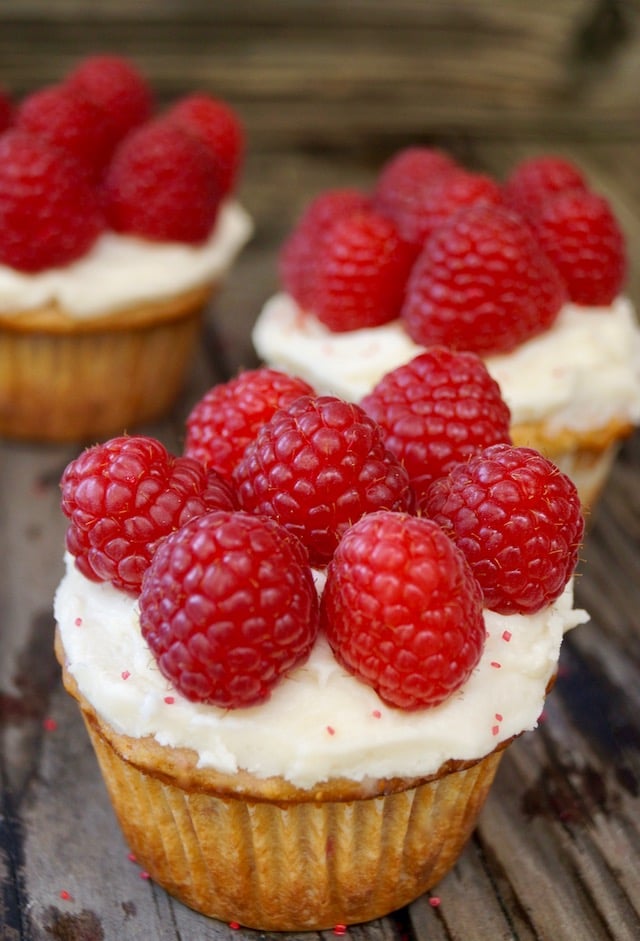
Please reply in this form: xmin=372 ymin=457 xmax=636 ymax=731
xmin=253 ymin=149 xmax=640 ymax=511
xmin=0 ymin=55 xmax=252 ymax=442
xmin=54 ymin=369 xmax=586 ymax=930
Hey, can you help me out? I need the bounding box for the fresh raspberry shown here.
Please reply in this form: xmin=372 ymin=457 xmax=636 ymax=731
xmin=503 ymin=155 xmax=588 ymax=219
xmin=0 ymin=130 xmax=104 ymax=272
xmin=279 ymin=187 xmax=371 ymax=308
xmin=60 ymin=435 xmax=235 ymax=595
xmin=139 ymin=510 xmax=319 ymax=707
xmin=321 ymin=511 xmax=485 ymax=709
xmin=166 ymin=93 xmax=244 ymax=196
xmin=360 ymin=348 xmax=512 ymax=501
xmin=308 ymin=210 xmax=415 ymax=331
xmin=66 ymin=54 xmax=153 ymax=147
xmin=103 ymin=120 xmax=222 ymax=243
xmin=15 ymin=83 xmax=115 ymax=180
xmin=185 ymin=367 xmax=315 ymax=478
xmin=0 ymin=88 xmax=14 ymax=132
xmin=401 ymin=204 xmax=567 ymax=355
xmin=373 ymin=146 xmax=459 ymax=247
xmin=422 ymin=443 xmax=584 ymax=615
xmin=528 ymin=189 xmax=626 ymax=306
xmin=233 ymin=395 xmax=416 ymax=566
xmin=380 ymin=167 xmax=503 ymax=251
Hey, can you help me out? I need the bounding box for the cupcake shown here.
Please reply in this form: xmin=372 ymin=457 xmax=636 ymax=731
xmin=54 ymin=369 xmax=587 ymax=930
xmin=252 ymin=149 xmax=640 ymax=512
xmin=0 ymin=55 xmax=252 ymax=442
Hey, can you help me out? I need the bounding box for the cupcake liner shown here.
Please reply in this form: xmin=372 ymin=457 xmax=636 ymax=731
xmin=0 ymin=285 xmax=212 ymax=442
xmin=74 ymin=688 xmax=503 ymax=931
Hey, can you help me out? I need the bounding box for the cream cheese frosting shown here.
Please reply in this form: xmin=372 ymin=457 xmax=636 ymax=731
xmin=252 ymin=292 xmax=640 ymax=434
xmin=0 ymin=201 xmax=253 ymax=319
xmin=54 ymin=552 xmax=587 ymax=789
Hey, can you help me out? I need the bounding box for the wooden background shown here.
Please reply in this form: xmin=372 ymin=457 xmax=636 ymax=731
xmin=1 ymin=2 xmax=640 ymax=940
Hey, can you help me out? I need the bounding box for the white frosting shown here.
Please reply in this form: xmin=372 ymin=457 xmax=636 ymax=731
xmin=252 ymin=292 xmax=640 ymax=434
xmin=0 ymin=201 xmax=253 ymax=319
xmin=54 ymin=553 xmax=587 ymax=789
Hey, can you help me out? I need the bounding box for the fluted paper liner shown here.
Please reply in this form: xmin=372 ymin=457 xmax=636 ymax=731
xmin=57 ymin=631 xmax=505 ymax=931
xmin=0 ymin=283 xmax=213 ymax=442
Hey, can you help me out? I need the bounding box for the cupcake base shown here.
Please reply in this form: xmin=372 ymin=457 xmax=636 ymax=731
xmin=0 ymin=284 xmax=214 ymax=442
xmin=57 ymin=633 xmax=504 ymax=931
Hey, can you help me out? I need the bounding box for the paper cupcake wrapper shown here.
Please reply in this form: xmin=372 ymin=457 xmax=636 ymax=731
xmin=82 ymin=708 xmax=503 ymax=931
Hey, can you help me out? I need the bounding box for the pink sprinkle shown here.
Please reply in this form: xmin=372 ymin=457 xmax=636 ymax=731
xmin=538 ymin=710 xmax=548 ymax=724
xmin=121 ymin=670 xmax=131 ymax=680
xmin=43 ymin=717 xmax=57 ymax=732
xmin=333 ymin=924 xmax=348 ymax=936
xmin=327 ymin=726 xmax=336 ymax=736
xmin=229 ymin=922 xmax=241 ymax=930
xmin=74 ymin=617 xmax=83 ymax=627
xmin=492 ymin=725 xmax=500 ymax=736
xmin=495 ymin=713 xmax=503 ymax=722
xmin=372 ymin=710 xmax=382 ymax=719
xmin=429 ymin=896 xmax=441 ymax=908
xmin=490 ymin=661 xmax=502 ymax=669
xmin=502 ymin=630 xmax=512 ymax=642
xmin=59 ymin=890 xmax=73 ymax=901
xmin=139 ymin=871 xmax=150 ymax=880
xmin=164 ymin=696 xmax=175 ymax=705
xmin=127 ymin=852 xmax=137 ymax=863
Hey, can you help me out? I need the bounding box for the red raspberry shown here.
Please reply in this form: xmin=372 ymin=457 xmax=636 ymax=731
xmin=184 ymin=367 xmax=315 ymax=478
xmin=0 ymin=88 xmax=14 ymax=132
xmin=360 ymin=347 xmax=512 ymax=501
xmin=422 ymin=443 xmax=584 ymax=614
xmin=382 ymin=168 xmax=503 ymax=251
xmin=308 ymin=210 xmax=415 ymax=331
xmin=0 ymin=130 xmax=104 ymax=272
xmin=321 ymin=511 xmax=485 ymax=709
xmin=16 ymin=83 xmax=116 ymax=180
xmin=503 ymin=155 xmax=588 ymax=219
xmin=528 ymin=189 xmax=626 ymax=306
xmin=279 ymin=187 xmax=371 ymax=308
xmin=166 ymin=93 xmax=245 ymax=196
xmin=60 ymin=435 xmax=235 ymax=595
xmin=373 ymin=146 xmax=459 ymax=247
xmin=401 ymin=204 xmax=567 ymax=355
xmin=139 ymin=510 xmax=319 ymax=708
xmin=103 ymin=120 xmax=222 ymax=243
xmin=66 ymin=54 xmax=153 ymax=147
xmin=233 ymin=395 xmax=416 ymax=566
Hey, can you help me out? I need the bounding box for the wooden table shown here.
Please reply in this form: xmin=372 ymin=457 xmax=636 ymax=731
xmin=1 ymin=1 xmax=640 ymax=934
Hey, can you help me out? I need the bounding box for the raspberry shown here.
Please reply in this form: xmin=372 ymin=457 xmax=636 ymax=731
xmin=308 ymin=210 xmax=415 ymax=331
xmin=422 ymin=443 xmax=584 ymax=614
xmin=321 ymin=511 xmax=485 ymax=709
xmin=0 ymin=130 xmax=104 ymax=272
xmin=279 ymin=187 xmax=371 ymax=308
xmin=16 ymin=83 xmax=116 ymax=180
xmin=184 ymin=367 xmax=315 ymax=478
xmin=103 ymin=120 xmax=222 ymax=243
xmin=233 ymin=395 xmax=416 ymax=566
xmin=139 ymin=510 xmax=319 ymax=708
xmin=360 ymin=348 xmax=512 ymax=501
xmin=373 ymin=146 xmax=459 ymax=247
xmin=66 ymin=54 xmax=153 ymax=147
xmin=503 ymin=155 xmax=588 ymax=219
xmin=401 ymin=204 xmax=567 ymax=355
xmin=528 ymin=189 xmax=626 ymax=306
xmin=166 ymin=93 xmax=244 ymax=196
xmin=376 ymin=159 xmax=502 ymax=252
xmin=0 ymin=88 xmax=14 ymax=132
xmin=60 ymin=435 xmax=235 ymax=594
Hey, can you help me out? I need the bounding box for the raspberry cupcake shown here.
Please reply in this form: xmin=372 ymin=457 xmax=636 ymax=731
xmin=252 ymin=148 xmax=640 ymax=511
xmin=0 ymin=55 xmax=252 ymax=442
xmin=54 ymin=370 xmax=587 ymax=930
